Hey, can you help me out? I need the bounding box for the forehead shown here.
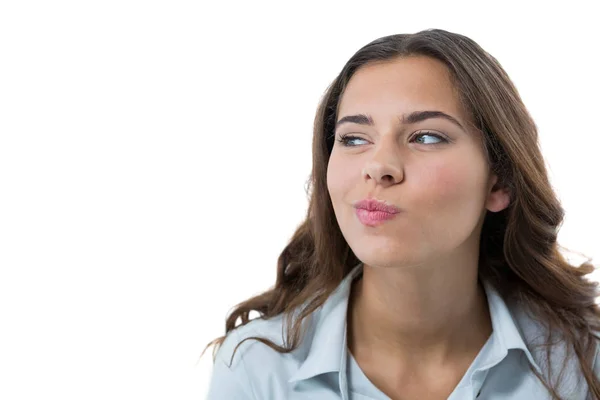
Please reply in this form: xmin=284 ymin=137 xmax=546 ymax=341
xmin=338 ymin=56 xmax=466 ymax=120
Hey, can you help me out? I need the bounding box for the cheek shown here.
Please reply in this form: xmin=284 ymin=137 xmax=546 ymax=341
xmin=418 ymin=161 xmax=487 ymax=214
xmin=326 ymin=158 xmax=337 ymax=197
xmin=327 ymin=155 xmax=355 ymax=199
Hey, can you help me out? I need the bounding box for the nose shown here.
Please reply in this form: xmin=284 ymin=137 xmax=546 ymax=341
xmin=362 ymin=157 xmax=404 ymax=187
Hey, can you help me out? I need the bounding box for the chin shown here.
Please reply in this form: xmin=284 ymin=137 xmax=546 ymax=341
xmin=351 ymin=248 xmax=414 ymax=270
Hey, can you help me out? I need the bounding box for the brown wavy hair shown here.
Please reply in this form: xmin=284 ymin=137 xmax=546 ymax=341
xmin=203 ymin=28 xmax=600 ymax=399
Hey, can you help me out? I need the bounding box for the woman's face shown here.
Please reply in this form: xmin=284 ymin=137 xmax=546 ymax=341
xmin=327 ymin=55 xmax=508 ymax=269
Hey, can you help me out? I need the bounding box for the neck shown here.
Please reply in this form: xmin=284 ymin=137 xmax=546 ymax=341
xmin=347 ymin=260 xmax=492 ymax=367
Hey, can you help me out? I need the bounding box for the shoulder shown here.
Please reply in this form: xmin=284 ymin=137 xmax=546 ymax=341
xmin=220 ymin=313 xmax=314 ymax=369
xmin=591 ymin=330 xmax=600 ymax=374
xmin=502 ymin=296 xmax=600 ymax=385
xmin=215 ymin=314 xmax=296 ymax=369
xmin=208 ymin=313 xmax=313 ymax=399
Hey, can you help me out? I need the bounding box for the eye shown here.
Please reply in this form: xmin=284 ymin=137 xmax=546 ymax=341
xmin=410 ymin=131 xmax=449 ymax=145
xmin=337 ymin=134 xmax=368 ymax=147
xmin=336 ymin=131 xmax=449 ymax=147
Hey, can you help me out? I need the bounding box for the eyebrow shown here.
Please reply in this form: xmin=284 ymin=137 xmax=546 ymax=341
xmin=335 ymin=110 xmax=465 ymax=131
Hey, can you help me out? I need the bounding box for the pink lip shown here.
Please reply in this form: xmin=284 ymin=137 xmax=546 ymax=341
xmin=355 ymin=209 xmax=398 ymax=226
xmin=353 ymin=198 xmax=401 ymax=226
xmin=354 ymin=198 xmax=401 ymax=213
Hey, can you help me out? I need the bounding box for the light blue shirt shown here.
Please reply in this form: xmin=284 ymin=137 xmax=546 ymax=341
xmin=207 ymin=262 xmax=600 ymax=399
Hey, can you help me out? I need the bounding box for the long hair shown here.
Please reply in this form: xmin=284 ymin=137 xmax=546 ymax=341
xmin=203 ymin=28 xmax=600 ymax=399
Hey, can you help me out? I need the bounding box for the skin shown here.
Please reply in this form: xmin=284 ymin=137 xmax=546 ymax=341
xmin=326 ymin=55 xmax=511 ymax=399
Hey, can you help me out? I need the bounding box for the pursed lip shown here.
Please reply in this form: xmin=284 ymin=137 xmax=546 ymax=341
xmin=353 ymin=198 xmax=401 ymax=214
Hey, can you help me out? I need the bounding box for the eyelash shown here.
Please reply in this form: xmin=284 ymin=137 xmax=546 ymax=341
xmin=336 ymin=131 xmax=449 ymax=147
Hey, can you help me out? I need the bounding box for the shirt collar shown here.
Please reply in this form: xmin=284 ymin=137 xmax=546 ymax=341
xmin=481 ymin=279 xmax=543 ymax=375
xmin=288 ymin=262 xmax=543 ymax=384
xmin=288 ymin=262 xmax=362 ymax=383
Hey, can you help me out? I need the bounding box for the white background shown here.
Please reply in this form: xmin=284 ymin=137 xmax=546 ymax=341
xmin=1 ymin=1 xmax=598 ymax=399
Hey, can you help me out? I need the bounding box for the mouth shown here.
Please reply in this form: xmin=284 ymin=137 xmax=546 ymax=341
xmin=352 ymin=198 xmax=402 ymax=226
xmin=354 ymin=208 xmax=399 ymax=226
xmin=353 ymin=198 xmax=401 ymax=213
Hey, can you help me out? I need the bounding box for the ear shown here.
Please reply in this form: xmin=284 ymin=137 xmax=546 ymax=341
xmin=486 ymin=173 xmax=511 ymax=213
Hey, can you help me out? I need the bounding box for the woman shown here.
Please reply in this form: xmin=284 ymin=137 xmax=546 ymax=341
xmin=204 ymin=28 xmax=600 ymax=399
